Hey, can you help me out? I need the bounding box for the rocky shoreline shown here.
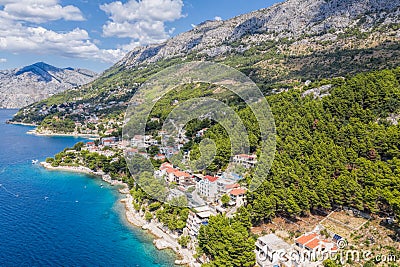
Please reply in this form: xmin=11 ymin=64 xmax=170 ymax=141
xmin=6 ymin=120 xmax=37 ymax=126
xmin=40 ymin=162 xmax=199 ymax=267
xmin=28 ymin=129 xmax=99 ymax=139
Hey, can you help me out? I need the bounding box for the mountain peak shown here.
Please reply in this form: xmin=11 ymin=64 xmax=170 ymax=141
xmin=118 ymin=0 xmax=400 ymax=68
xmin=0 ymin=63 xmax=98 ymax=108
xmin=15 ymin=62 xmax=63 ymax=82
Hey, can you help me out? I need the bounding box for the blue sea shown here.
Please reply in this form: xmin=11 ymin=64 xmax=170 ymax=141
xmin=0 ymin=109 xmax=176 ymax=266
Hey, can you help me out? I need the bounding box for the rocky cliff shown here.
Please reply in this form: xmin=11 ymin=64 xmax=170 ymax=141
xmin=117 ymin=0 xmax=400 ymax=68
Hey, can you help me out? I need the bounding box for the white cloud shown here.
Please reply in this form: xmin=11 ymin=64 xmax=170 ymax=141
xmin=0 ymin=58 xmax=6 ymax=63
xmin=0 ymin=0 xmax=85 ymax=23
xmin=214 ymin=16 xmax=222 ymax=21
xmin=0 ymin=17 xmax=124 ymax=63
xmin=100 ymin=0 xmax=184 ymax=46
xmin=0 ymin=2 xmax=125 ymax=64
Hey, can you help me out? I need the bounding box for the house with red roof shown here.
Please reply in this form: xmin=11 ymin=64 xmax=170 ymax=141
xmin=216 ymin=180 xmax=240 ymax=194
xmin=196 ymin=175 xmax=219 ymax=200
xmin=86 ymin=141 xmax=95 ymax=147
xmin=295 ymin=232 xmax=338 ymax=254
xmin=160 ymin=162 xmax=173 ymax=170
xmin=165 ymin=168 xmax=179 ymax=183
xmin=229 ymin=188 xmax=247 ymax=206
xmin=164 ymin=168 xmax=193 ymax=187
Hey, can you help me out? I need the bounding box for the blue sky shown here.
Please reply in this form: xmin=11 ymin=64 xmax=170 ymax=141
xmin=0 ymin=0 xmax=281 ymax=72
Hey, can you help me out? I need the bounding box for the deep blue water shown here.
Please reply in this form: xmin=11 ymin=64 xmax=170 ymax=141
xmin=0 ymin=109 xmax=176 ymax=266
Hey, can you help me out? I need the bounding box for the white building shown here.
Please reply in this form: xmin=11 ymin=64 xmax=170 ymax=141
xmin=196 ymin=175 xmax=219 ymax=200
xmin=186 ymin=206 xmax=215 ymax=237
xmin=295 ymin=233 xmax=338 ymax=254
xmin=229 ymin=188 xmax=247 ymax=207
xmin=255 ymin=234 xmax=293 ymax=267
xmin=131 ymin=135 xmax=146 ymax=148
xmin=233 ymin=154 xmax=257 ymax=168
xmin=217 ymin=178 xmax=240 ymax=194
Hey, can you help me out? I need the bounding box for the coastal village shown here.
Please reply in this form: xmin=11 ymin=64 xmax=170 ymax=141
xmin=2 ymin=0 xmax=400 ymax=265
xmin=38 ymin=119 xmax=400 ymax=267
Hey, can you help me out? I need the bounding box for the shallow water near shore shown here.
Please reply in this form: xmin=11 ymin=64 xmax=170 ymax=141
xmin=0 ymin=109 xmax=177 ymax=266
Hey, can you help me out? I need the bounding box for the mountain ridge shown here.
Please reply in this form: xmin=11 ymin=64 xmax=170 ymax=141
xmin=11 ymin=0 xmax=400 ymax=123
xmin=0 ymin=62 xmax=97 ymax=109
xmin=117 ymin=0 xmax=400 ymax=68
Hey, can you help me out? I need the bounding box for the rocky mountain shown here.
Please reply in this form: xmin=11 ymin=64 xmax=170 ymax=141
xmin=11 ymin=0 xmax=400 ymax=124
xmin=0 ymin=62 xmax=97 ymax=108
xmin=118 ymin=0 xmax=400 ymax=68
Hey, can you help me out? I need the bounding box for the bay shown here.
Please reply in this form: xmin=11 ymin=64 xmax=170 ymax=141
xmin=0 ymin=109 xmax=176 ymax=267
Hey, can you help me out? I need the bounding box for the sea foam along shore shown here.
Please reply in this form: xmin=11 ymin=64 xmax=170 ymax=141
xmin=40 ymin=162 xmax=199 ymax=267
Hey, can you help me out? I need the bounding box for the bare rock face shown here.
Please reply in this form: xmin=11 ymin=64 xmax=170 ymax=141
xmin=0 ymin=62 xmax=97 ymax=108
xmin=117 ymin=0 xmax=400 ymax=68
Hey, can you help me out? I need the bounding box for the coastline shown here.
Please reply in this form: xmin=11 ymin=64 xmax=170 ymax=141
xmin=28 ymin=129 xmax=99 ymax=139
xmin=6 ymin=120 xmax=99 ymax=139
xmin=40 ymin=162 xmax=199 ymax=267
xmin=6 ymin=120 xmax=37 ymax=127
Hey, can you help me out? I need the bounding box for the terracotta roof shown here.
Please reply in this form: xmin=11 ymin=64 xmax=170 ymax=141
xmin=160 ymin=162 xmax=173 ymax=170
xmin=225 ymin=183 xmax=240 ymax=189
xmin=229 ymin=188 xmax=247 ymax=196
xmin=205 ymin=175 xmax=218 ymax=182
xmin=296 ymin=233 xmax=318 ymax=246
xmin=166 ymin=168 xmax=177 ymax=174
xmin=305 ymin=238 xmax=320 ymax=250
xmin=174 ymin=171 xmax=191 ymax=178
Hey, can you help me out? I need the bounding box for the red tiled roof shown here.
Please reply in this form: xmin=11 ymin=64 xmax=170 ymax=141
xmin=205 ymin=175 xmax=218 ymax=182
xmin=305 ymin=238 xmax=320 ymax=250
xmin=226 ymin=183 xmax=240 ymax=189
xmin=174 ymin=171 xmax=191 ymax=178
xmin=160 ymin=162 xmax=173 ymax=170
xmin=166 ymin=168 xmax=177 ymax=174
xmin=229 ymin=188 xmax=247 ymax=196
xmin=296 ymin=233 xmax=318 ymax=246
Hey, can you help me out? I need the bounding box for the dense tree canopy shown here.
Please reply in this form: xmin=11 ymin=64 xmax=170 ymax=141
xmin=198 ymin=213 xmax=255 ymax=267
xmin=247 ymin=67 xmax=400 ymax=222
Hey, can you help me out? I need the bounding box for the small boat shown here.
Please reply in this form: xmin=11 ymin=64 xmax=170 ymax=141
xmin=32 ymin=159 xmax=39 ymax=165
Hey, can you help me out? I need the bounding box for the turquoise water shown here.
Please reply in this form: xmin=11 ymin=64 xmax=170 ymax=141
xmin=0 ymin=109 xmax=176 ymax=266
